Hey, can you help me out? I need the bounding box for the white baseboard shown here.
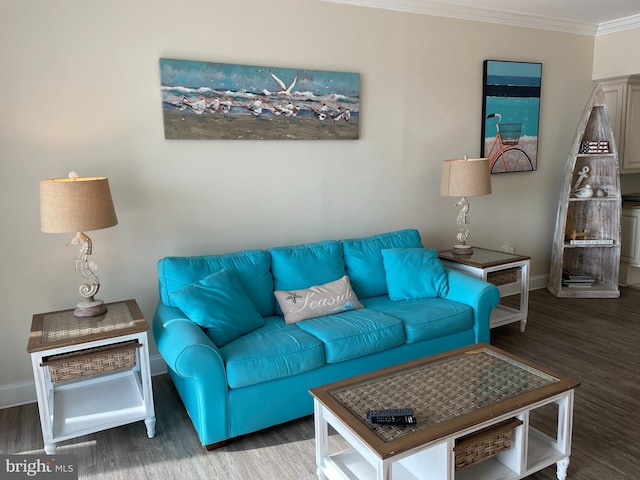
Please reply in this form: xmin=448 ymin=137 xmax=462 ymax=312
xmin=530 ymin=273 xmax=549 ymax=291
xmin=0 ymin=354 xmax=168 ymax=410
xmin=495 ymin=273 xmax=548 ymax=297
xmin=0 ymin=381 xmax=37 ymax=410
xmin=1 ymin=277 xmax=551 ymax=410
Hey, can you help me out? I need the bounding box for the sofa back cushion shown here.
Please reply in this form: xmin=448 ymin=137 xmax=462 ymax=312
xmin=157 ymin=249 xmax=275 ymax=317
xmin=341 ymin=229 xmax=423 ymax=298
xmin=269 ymin=240 xmax=346 ymax=290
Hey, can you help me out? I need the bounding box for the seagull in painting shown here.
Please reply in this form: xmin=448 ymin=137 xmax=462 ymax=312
xmin=285 ymin=104 xmax=300 ymax=117
xmin=312 ymin=103 xmax=329 ymax=120
xmin=220 ymin=100 xmax=232 ymax=114
xmin=333 ymin=108 xmax=351 ymax=122
xmin=270 ymin=71 xmax=298 ymax=96
xmin=272 ymin=103 xmax=286 ymax=116
xmin=207 ymin=97 xmax=220 ymax=112
xmin=169 ymin=97 xmax=187 ymax=110
xmin=183 ymin=96 xmax=206 ymax=114
xmin=273 ymin=102 xmax=300 ymax=117
xmin=245 ymin=99 xmax=263 ymax=116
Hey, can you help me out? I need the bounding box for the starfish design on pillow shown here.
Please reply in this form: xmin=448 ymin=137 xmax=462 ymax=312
xmin=286 ymin=292 xmax=302 ymax=304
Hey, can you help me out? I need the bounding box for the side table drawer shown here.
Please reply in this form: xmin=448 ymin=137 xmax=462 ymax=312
xmin=41 ymin=340 xmax=141 ymax=384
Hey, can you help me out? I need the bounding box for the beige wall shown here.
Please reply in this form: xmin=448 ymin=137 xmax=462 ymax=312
xmin=593 ymin=26 xmax=640 ymax=79
xmin=0 ymin=0 xmax=596 ymax=402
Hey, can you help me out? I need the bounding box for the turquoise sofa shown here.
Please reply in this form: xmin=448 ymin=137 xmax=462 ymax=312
xmin=152 ymin=229 xmax=500 ymax=449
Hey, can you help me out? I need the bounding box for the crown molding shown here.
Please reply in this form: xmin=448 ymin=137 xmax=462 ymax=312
xmin=597 ymin=13 xmax=640 ymax=36
xmin=318 ymin=0 xmax=640 ymax=36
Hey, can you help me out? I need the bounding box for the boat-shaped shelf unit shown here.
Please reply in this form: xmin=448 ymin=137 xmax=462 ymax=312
xmin=548 ymin=84 xmax=621 ymax=298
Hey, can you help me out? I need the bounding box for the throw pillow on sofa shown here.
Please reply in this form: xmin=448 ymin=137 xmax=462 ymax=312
xmin=274 ymin=275 xmax=363 ymax=324
xmin=341 ymin=229 xmax=424 ymax=298
xmin=381 ymin=248 xmax=449 ymax=300
xmin=169 ymin=268 xmax=265 ymax=346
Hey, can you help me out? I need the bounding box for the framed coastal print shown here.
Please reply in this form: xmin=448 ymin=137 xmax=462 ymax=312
xmin=159 ymin=58 xmax=360 ymax=140
xmin=481 ymin=60 xmax=542 ymax=174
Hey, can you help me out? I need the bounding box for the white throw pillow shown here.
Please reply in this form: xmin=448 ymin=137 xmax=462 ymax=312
xmin=274 ymin=275 xmax=363 ymax=324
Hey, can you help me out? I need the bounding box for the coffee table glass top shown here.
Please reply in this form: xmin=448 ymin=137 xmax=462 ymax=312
xmin=325 ymin=346 xmax=560 ymax=444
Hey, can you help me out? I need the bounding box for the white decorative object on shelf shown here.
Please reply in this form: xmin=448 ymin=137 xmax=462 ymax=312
xmin=573 ymin=184 xmax=594 ymax=198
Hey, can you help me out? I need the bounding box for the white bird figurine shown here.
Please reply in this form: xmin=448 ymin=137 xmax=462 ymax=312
xmin=574 ymin=184 xmax=594 ymax=198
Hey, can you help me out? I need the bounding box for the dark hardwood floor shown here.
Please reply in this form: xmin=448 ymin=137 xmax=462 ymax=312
xmin=1 ymin=287 xmax=638 ymax=479
xmin=492 ymin=287 xmax=640 ymax=479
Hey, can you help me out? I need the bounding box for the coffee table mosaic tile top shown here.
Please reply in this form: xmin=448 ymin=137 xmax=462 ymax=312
xmin=310 ymin=344 xmax=580 ymax=480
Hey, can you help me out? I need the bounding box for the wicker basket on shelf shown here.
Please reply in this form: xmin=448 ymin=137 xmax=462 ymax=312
xmin=41 ymin=340 xmax=141 ymax=384
xmin=487 ymin=267 xmax=519 ymax=286
xmin=454 ymin=417 xmax=523 ymax=470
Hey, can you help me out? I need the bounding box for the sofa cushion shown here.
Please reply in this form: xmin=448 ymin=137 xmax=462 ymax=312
xmin=158 ymin=249 xmax=275 ymax=317
xmin=295 ymin=308 xmax=405 ymax=363
xmin=220 ymin=316 xmax=325 ymax=388
xmin=169 ymin=269 xmax=265 ymax=347
xmin=341 ymin=229 xmax=423 ymax=298
xmin=381 ymin=248 xmax=449 ymax=300
xmin=362 ymin=296 xmax=473 ymax=343
xmin=269 ymin=240 xmax=346 ymax=290
xmin=274 ymin=275 xmax=363 ymax=324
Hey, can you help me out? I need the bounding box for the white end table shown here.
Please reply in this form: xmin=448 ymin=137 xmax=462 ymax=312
xmin=27 ymin=299 xmax=156 ymax=454
xmin=439 ymin=247 xmax=531 ymax=332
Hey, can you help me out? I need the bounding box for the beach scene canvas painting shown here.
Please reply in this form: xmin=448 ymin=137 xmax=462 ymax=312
xmin=481 ymin=60 xmax=542 ymax=174
xmin=159 ymin=58 xmax=360 ymax=140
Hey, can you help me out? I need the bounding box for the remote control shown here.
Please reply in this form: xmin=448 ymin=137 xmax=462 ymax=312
xmin=367 ymin=408 xmax=416 ymax=425
xmin=367 ymin=408 xmax=414 ymax=418
xmin=370 ymin=415 xmax=417 ymax=425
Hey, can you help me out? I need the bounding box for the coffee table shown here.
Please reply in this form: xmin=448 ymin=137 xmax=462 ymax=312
xmin=309 ymin=344 xmax=580 ymax=480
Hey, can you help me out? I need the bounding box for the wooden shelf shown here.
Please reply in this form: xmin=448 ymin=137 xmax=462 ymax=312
xmin=548 ymin=85 xmax=621 ymax=298
xmin=318 ymin=414 xmax=571 ymax=480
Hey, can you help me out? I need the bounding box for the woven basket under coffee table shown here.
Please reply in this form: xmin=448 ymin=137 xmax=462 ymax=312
xmin=310 ymin=344 xmax=580 ymax=480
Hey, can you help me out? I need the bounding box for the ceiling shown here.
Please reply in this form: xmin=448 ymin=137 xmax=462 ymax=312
xmin=319 ymin=0 xmax=640 ymax=35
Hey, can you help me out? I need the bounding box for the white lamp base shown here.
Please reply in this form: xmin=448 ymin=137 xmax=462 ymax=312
xmin=74 ymin=298 xmax=107 ymax=317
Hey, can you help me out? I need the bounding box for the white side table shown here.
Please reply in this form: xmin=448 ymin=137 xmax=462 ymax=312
xmin=439 ymin=247 xmax=531 ymax=332
xmin=27 ymin=299 xmax=156 ymax=454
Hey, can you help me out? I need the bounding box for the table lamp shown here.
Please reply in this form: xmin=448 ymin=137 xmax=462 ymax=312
xmin=40 ymin=172 xmax=118 ymax=317
xmin=440 ymin=156 xmax=491 ymax=255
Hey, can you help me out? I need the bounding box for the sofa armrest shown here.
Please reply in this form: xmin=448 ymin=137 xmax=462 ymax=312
xmin=153 ymin=303 xmax=225 ymax=378
xmin=152 ymin=302 xmax=230 ymax=446
xmin=443 ymin=268 xmax=500 ymax=343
